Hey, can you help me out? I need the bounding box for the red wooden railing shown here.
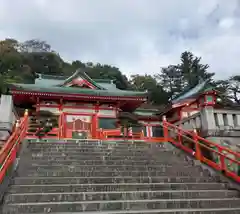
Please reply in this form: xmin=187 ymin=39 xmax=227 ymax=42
xmin=102 ymin=129 xmax=121 ymax=138
xmin=0 ymin=109 xmax=29 ymax=183
xmin=162 ymin=117 xmax=240 ymax=183
xmin=98 ymin=128 xmax=163 ymax=142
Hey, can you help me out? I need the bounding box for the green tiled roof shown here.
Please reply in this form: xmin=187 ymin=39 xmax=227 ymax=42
xmin=93 ymin=79 xmax=113 ymax=84
xmin=172 ymin=80 xmax=214 ymax=104
xmin=10 ymin=83 xmax=147 ymax=97
xmin=135 ymin=111 xmax=155 ymax=116
xmin=59 ymin=70 xmax=105 ymax=90
xmin=10 ymin=69 xmax=148 ymax=98
xmin=35 ymin=71 xmax=116 ymax=89
xmin=36 ymin=73 xmax=66 ymax=80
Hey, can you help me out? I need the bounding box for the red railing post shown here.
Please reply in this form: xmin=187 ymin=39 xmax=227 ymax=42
xmin=58 ymin=111 xmax=62 ymax=139
xmin=91 ymin=113 xmax=97 ymax=139
xmin=218 ymin=147 xmax=226 ymax=172
xmin=24 ymin=109 xmax=28 ymax=135
xmin=177 ymin=128 xmax=182 ymax=145
xmin=193 ymin=129 xmax=202 ymax=161
xmin=162 ymin=116 xmax=168 ymax=141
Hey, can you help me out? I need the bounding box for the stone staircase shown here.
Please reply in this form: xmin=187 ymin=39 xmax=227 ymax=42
xmin=1 ymin=139 xmax=240 ymax=213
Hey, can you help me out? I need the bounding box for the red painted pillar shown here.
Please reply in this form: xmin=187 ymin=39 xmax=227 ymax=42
xmin=62 ymin=113 xmax=66 ymax=138
xmin=92 ymin=103 xmax=99 ymax=138
xmin=92 ymin=114 xmax=97 ymax=138
xmin=162 ymin=116 xmax=168 ymax=142
xmin=193 ymin=129 xmax=202 ymax=161
xmin=147 ymin=123 xmax=151 ymax=139
xmin=58 ymin=99 xmax=64 ymax=139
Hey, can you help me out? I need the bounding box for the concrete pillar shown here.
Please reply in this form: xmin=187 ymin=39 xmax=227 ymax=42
xmin=0 ymin=95 xmax=14 ymax=131
xmin=216 ymin=113 xmax=224 ymax=127
xmin=236 ymin=115 xmax=240 ymax=127
xmin=200 ymin=106 xmax=216 ymax=131
xmin=227 ymin=114 xmax=234 ymax=127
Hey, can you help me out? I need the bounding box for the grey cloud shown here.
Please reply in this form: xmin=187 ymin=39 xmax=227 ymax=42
xmin=0 ymin=0 xmax=240 ymax=78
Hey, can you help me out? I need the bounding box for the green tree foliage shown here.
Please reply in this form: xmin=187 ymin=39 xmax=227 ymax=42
xmin=179 ymin=51 xmax=214 ymax=88
xmin=0 ymin=38 xmax=130 ymax=94
xmin=83 ymin=64 xmax=129 ymax=90
xmin=155 ymin=65 xmax=183 ymax=100
xmin=129 ymin=74 xmax=170 ymax=105
xmin=155 ymin=51 xmax=214 ymax=101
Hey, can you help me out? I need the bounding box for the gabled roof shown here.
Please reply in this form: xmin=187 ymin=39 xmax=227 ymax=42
xmin=10 ymin=83 xmax=147 ymax=97
xmin=9 ymin=69 xmax=148 ymax=102
xmin=35 ymin=73 xmax=65 ymax=87
xmin=172 ymin=79 xmax=214 ymax=104
xmin=156 ymin=80 xmax=219 ymax=117
xmin=58 ymin=70 xmax=106 ymax=89
xmin=35 ymin=72 xmax=119 ymax=91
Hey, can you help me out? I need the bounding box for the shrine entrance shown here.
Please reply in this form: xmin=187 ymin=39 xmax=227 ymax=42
xmin=63 ymin=113 xmax=92 ymax=139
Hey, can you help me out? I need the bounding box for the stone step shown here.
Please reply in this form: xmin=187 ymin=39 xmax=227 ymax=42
xmin=28 ymin=148 xmax=169 ymax=153
xmin=29 ymin=151 xmax=177 ymax=157
xmin=27 ymin=146 xmax=167 ymax=152
xmin=3 ymin=207 xmax=240 ymax=214
xmin=8 ymin=183 xmax=227 ymax=194
xmin=26 ymin=150 xmax=173 ymax=156
xmin=17 ymin=168 xmax=206 ymax=177
xmin=27 ymin=146 xmax=171 ymax=152
xmin=3 ymin=198 xmax=240 ymax=213
xmin=28 ymin=142 xmax=166 ymax=149
xmin=29 ymin=154 xmax=184 ymax=161
xmin=5 ymin=190 xmax=239 ymax=204
xmin=28 ymin=141 xmax=165 ymax=147
xmin=23 ymin=159 xmax=193 ymax=166
xmin=18 ymin=164 xmax=201 ymax=172
xmin=17 ymin=167 xmax=205 ymax=177
xmin=12 ymin=176 xmax=219 ymax=185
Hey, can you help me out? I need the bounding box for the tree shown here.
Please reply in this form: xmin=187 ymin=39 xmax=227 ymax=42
xmin=23 ymin=52 xmax=64 ymax=75
xmin=130 ymin=74 xmax=158 ymax=91
xmin=0 ymin=39 xmax=22 ymax=75
xmin=179 ymin=51 xmax=214 ymax=88
xmin=227 ymin=75 xmax=240 ymax=104
xmin=20 ymin=39 xmax=51 ymax=53
xmin=84 ymin=64 xmax=129 ymax=90
xmin=130 ymin=74 xmax=170 ymax=105
xmin=155 ymin=65 xmax=183 ymax=100
xmin=156 ymin=51 xmax=214 ymax=101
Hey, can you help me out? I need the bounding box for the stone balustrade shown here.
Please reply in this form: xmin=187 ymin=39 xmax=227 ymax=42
xmin=0 ymin=95 xmax=15 ymax=140
xmin=170 ymin=107 xmax=240 ymax=134
xmin=174 ymin=112 xmax=201 ymax=130
xmin=169 ymin=106 xmax=240 ymax=147
xmin=213 ymin=109 xmax=240 ymax=130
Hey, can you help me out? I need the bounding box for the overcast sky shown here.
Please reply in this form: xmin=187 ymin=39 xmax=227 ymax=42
xmin=0 ymin=0 xmax=240 ymax=79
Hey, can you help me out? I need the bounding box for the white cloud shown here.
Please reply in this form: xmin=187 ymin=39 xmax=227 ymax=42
xmin=219 ymin=18 xmax=235 ymax=29
xmin=0 ymin=0 xmax=240 ymax=79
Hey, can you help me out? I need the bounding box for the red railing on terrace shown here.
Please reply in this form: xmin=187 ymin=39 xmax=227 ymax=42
xmin=97 ymin=128 xmax=164 ymax=142
xmin=162 ymin=116 xmax=240 ymax=183
xmin=0 ymin=109 xmax=28 ymax=183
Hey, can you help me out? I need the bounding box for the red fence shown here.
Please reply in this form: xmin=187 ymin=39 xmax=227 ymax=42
xmin=163 ymin=117 xmax=240 ymax=183
xmin=97 ymin=128 xmax=164 ymax=142
xmin=0 ymin=110 xmax=28 ymax=183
